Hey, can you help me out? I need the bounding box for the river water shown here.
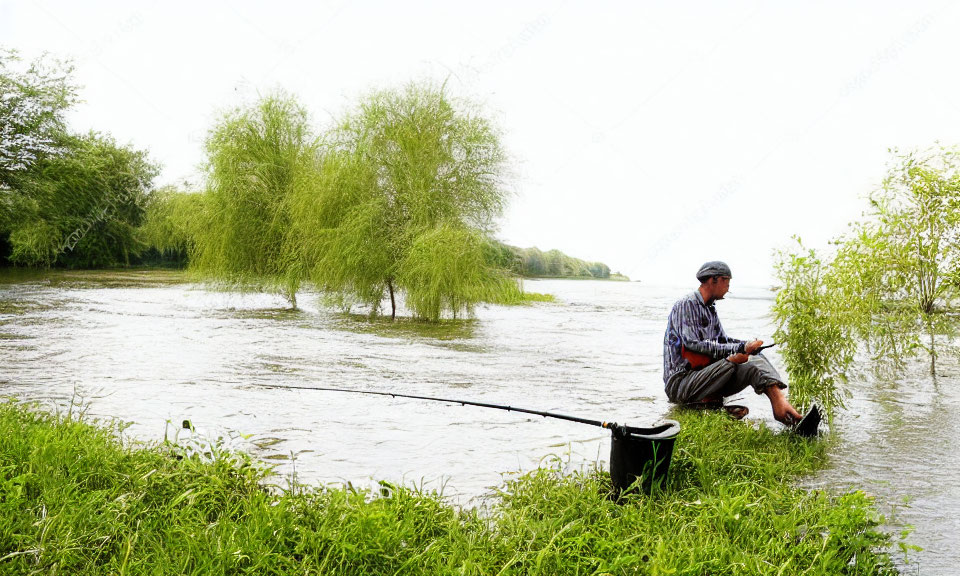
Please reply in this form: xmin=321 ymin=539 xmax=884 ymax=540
xmin=1 ymin=270 xmax=956 ymax=573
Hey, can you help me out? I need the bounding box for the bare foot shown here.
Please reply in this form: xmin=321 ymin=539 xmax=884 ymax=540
xmin=764 ymin=385 xmax=802 ymax=425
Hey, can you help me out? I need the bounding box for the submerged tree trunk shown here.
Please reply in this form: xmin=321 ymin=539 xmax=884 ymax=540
xmin=387 ymin=279 xmax=396 ymax=320
xmin=285 ymin=284 xmax=298 ymax=311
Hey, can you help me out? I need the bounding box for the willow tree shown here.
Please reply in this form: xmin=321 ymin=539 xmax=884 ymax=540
xmin=870 ymin=146 xmax=960 ymax=315
xmin=291 ymin=82 xmax=519 ymax=320
xmin=192 ymin=93 xmax=317 ymax=306
xmin=139 ymin=187 xmax=207 ymax=266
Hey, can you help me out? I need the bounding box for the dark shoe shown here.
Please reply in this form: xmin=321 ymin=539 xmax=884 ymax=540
xmin=794 ymin=404 xmax=821 ymax=437
xmin=681 ymin=401 xmax=748 ymax=420
xmin=682 ymin=400 xmax=724 ymax=411
xmin=724 ymin=405 xmax=749 ymax=420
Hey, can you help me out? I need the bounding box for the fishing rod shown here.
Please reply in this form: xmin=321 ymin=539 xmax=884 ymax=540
xmin=254 ymin=382 xmax=684 ymax=495
xmin=255 ymin=383 xmax=636 ymax=436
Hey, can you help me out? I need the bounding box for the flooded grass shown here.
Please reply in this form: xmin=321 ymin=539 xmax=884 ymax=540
xmin=518 ymin=291 xmax=556 ymax=303
xmin=0 ymin=400 xmax=896 ymax=575
xmin=210 ymin=307 xmax=304 ymax=321
xmin=0 ymin=267 xmax=190 ymax=289
xmin=0 ymin=302 xmax=23 ymax=315
xmin=335 ymin=313 xmax=480 ymax=341
xmin=0 ymin=300 xmax=59 ymax=316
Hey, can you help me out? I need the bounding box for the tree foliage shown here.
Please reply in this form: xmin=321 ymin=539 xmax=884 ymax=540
xmin=508 ymin=245 xmax=611 ymax=278
xmin=291 ymin=82 xmax=517 ymax=320
xmin=190 ymin=93 xmax=318 ymax=305
xmin=828 ymin=146 xmax=960 ymax=368
xmin=2 ymin=69 xmax=539 ymax=322
xmin=870 ymin=146 xmax=960 ymax=314
xmin=0 ymin=48 xmax=78 ymax=186
xmin=139 ymin=187 xmax=207 ymax=266
xmin=4 ymin=131 xmax=157 ymax=268
xmin=828 ymin=221 xmax=922 ymax=372
xmin=1 ymin=50 xmax=157 ymax=269
xmin=773 ymin=145 xmax=960 ymax=409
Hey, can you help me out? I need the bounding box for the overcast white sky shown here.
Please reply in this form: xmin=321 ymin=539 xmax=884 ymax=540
xmin=4 ymin=1 xmax=960 ymax=286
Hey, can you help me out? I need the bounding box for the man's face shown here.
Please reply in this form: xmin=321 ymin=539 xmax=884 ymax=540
xmin=713 ymin=276 xmax=731 ymax=300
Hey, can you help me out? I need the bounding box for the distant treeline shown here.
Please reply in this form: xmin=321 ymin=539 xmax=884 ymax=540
xmin=0 ymin=164 xmax=620 ymax=283
xmin=486 ymin=242 xmax=623 ymax=280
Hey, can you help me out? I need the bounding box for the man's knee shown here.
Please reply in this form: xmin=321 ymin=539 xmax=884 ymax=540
xmin=739 ymin=355 xmax=783 ymax=393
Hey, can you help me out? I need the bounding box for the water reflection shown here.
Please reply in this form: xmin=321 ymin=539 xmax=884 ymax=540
xmin=0 ymin=270 xmax=956 ymax=573
xmin=809 ymin=350 xmax=960 ymax=573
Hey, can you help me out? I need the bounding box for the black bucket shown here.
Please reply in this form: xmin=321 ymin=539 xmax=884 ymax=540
xmin=609 ymin=420 xmax=680 ymax=495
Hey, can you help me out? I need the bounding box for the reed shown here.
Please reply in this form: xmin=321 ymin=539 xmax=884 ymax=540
xmin=0 ymin=400 xmax=896 ymax=575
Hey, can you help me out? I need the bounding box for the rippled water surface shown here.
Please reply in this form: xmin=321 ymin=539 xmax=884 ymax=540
xmin=1 ymin=269 xmax=956 ymax=573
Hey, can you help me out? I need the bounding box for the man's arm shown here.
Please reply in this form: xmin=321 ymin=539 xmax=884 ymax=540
xmin=674 ymin=300 xmax=743 ymax=359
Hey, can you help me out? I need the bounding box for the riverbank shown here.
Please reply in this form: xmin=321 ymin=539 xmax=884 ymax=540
xmin=521 ymin=273 xmax=631 ymax=281
xmin=0 ymin=400 xmax=895 ymax=575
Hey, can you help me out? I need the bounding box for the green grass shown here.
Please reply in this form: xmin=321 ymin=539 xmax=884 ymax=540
xmin=493 ymin=290 xmax=557 ymax=306
xmin=518 ymin=291 xmax=556 ymax=303
xmin=0 ymin=400 xmax=895 ymax=575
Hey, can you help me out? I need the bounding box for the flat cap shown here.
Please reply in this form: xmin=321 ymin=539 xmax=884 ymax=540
xmin=696 ymin=261 xmax=732 ymax=282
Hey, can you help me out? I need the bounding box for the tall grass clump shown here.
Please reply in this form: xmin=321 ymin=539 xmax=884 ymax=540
xmin=0 ymin=400 xmax=896 ymax=575
xmin=290 ymin=81 xmax=519 ymax=320
xmin=191 ymin=93 xmax=318 ymax=307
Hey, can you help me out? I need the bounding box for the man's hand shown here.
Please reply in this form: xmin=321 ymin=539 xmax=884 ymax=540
xmin=727 ymin=352 xmax=750 ymax=364
xmin=730 ymin=340 xmax=764 ymax=363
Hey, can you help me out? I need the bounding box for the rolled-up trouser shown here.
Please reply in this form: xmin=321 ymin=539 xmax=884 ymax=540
xmin=665 ymin=354 xmax=786 ymax=405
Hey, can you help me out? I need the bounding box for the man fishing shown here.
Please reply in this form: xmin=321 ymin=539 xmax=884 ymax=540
xmin=662 ymin=261 xmax=805 ymax=427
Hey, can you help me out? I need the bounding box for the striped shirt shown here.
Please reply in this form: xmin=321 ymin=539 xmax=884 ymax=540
xmin=662 ymin=290 xmax=745 ymax=385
